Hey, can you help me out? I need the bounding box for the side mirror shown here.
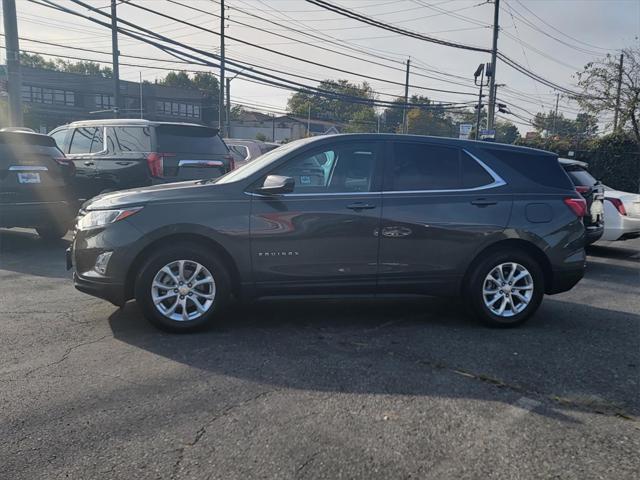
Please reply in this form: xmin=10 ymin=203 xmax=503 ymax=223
xmin=256 ymin=175 xmax=295 ymax=195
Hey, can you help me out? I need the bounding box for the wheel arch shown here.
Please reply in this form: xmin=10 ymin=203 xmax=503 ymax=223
xmin=124 ymin=232 xmax=242 ymax=301
xmin=461 ymin=238 xmax=553 ymax=295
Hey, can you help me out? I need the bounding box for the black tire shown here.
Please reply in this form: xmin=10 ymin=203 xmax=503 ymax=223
xmin=465 ymin=249 xmax=544 ymax=328
xmin=36 ymin=223 xmax=68 ymax=240
xmin=134 ymin=242 xmax=231 ymax=332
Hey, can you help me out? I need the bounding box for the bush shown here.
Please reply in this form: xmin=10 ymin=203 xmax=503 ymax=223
xmin=255 ymin=132 xmax=268 ymax=142
xmin=586 ymin=133 xmax=639 ymax=193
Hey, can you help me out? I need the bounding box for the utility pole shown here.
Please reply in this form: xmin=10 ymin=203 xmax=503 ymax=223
xmin=110 ymin=0 xmax=120 ymax=118
xmin=552 ymin=92 xmax=559 ymax=136
xmin=487 ymin=0 xmax=500 ymax=130
xmin=225 ymin=77 xmax=231 ymax=138
xmin=401 ymin=58 xmax=410 ymax=134
xmin=613 ymin=53 xmax=624 ymax=131
xmin=218 ymin=0 xmax=225 ymax=134
xmin=139 ymin=72 xmax=143 ymax=118
xmin=474 ymin=63 xmax=489 ymax=140
xmin=3 ymin=0 xmax=23 ymax=126
xmin=307 ymin=103 xmax=311 ymax=136
xmin=272 ymin=114 xmax=275 ymax=141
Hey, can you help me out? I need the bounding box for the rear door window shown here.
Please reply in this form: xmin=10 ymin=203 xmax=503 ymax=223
xmin=156 ymin=125 xmax=227 ymax=154
xmin=69 ymin=127 xmax=97 ymax=154
xmin=228 ymin=145 xmax=249 ymax=161
xmin=107 ymin=126 xmax=152 ymax=152
xmin=389 ymin=143 xmax=460 ymax=191
xmin=90 ymin=127 xmax=104 ymax=153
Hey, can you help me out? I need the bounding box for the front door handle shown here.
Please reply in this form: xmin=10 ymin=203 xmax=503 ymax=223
xmin=471 ymin=198 xmax=497 ymax=207
xmin=83 ymin=161 xmax=95 ymax=166
xmin=346 ymin=202 xmax=376 ymax=211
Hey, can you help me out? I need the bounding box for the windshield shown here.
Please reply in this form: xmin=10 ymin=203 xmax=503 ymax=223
xmin=212 ymin=138 xmax=312 ymax=184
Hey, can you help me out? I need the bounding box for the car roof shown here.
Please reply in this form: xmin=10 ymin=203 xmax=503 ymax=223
xmin=59 ymin=119 xmax=213 ymax=129
xmin=297 ymin=133 xmax=557 ymax=156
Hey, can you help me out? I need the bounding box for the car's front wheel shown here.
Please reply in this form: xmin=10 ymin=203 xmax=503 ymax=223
xmin=36 ymin=223 xmax=68 ymax=240
xmin=466 ymin=249 xmax=544 ymax=327
xmin=134 ymin=243 xmax=231 ymax=332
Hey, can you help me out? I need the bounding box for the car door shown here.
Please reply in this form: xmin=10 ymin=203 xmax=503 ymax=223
xmin=94 ymin=126 xmax=153 ymax=193
xmin=65 ymin=126 xmax=103 ymax=201
xmin=378 ymin=142 xmax=512 ymax=294
xmin=250 ymin=140 xmax=384 ymax=295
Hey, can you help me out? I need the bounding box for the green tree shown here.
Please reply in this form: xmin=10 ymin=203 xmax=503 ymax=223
xmin=19 ymin=53 xmax=112 ymax=78
xmin=576 ymin=47 xmax=640 ymax=145
xmin=286 ymin=79 xmax=376 ymax=125
xmin=495 ymin=120 xmax=519 ymax=144
xmin=532 ymin=110 xmax=598 ymax=139
xmin=158 ymin=71 xmax=220 ymax=125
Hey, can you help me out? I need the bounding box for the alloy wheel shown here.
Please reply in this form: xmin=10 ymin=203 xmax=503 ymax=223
xmin=151 ymin=260 xmax=216 ymax=321
xmin=482 ymin=262 xmax=534 ymax=318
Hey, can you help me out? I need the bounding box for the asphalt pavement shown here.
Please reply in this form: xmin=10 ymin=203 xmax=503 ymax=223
xmin=1 ymin=228 xmax=638 ymax=479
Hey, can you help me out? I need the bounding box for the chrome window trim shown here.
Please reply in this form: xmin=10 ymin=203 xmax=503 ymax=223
xmin=246 ymin=148 xmax=506 ymax=197
xmin=178 ymin=159 xmax=224 ymax=168
xmin=9 ymin=165 xmax=48 ymax=171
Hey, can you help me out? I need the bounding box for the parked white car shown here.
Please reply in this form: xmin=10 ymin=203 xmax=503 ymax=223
xmin=601 ymin=186 xmax=640 ymax=241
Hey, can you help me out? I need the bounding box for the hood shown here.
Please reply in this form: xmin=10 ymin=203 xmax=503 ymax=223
xmin=84 ymin=180 xmax=219 ymax=210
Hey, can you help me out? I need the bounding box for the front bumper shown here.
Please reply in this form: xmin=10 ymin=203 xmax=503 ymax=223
xmin=73 ymin=272 xmax=126 ymax=307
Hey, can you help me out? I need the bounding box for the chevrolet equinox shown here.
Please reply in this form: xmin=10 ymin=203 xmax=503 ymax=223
xmin=68 ymin=134 xmax=587 ymax=331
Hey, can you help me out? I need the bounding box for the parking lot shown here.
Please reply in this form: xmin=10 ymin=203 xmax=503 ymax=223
xmin=0 ymin=228 xmax=638 ymax=479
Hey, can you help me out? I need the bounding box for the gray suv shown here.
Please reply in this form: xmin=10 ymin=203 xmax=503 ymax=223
xmin=68 ymin=134 xmax=587 ymax=331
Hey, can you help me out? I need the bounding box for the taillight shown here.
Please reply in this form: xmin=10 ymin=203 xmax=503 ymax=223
xmin=146 ymin=152 xmax=174 ymax=178
xmin=225 ymin=154 xmax=235 ymax=171
xmin=607 ymin=197 xmax=627 ymax=216
xmin=575 ymin=185 xmax=589 ymax=194
xmin=564 ymin=197 xmax=587 ymax=217
xmin=54 ymin=156 xmax=75 ymax=175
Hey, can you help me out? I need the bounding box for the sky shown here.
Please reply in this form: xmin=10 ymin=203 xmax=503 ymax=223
xmin=2 ymin=0 xmax=639 ymax=133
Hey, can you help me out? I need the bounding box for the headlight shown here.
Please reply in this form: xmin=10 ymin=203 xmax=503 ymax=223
xmin=77 ymin=207 xmax=143 ymax=231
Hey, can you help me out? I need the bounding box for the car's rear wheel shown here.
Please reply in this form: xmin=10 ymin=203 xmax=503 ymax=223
xmin=134 ymin=243 xmax=231 ymax=332
xmin=466 ymin=249 xmax=544 ymax=327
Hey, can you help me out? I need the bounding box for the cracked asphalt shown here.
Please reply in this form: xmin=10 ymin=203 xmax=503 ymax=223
xmin=1 ymin=228 xmax=639 ymax=479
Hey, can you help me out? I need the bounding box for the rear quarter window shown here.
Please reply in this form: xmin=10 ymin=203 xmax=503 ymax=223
xmin=486 ymin=148 xmax=574 ymax=190
xmin=564 ymin=167 xmax=597 ymax=187
xmin=156 ymin=125 xmax=227 ymax=154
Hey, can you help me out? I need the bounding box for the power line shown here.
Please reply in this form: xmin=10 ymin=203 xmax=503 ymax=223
xmin=304 ymin=0 xmax=491 ymax=52
xmin=14 ymin=4 xmax=476 ymax=112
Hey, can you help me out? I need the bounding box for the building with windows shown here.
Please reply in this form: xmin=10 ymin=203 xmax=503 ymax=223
xmin=228 ymin=110 xmax=342 ymax=142
xmin=9 ymin=66 xmax=210 ymax=132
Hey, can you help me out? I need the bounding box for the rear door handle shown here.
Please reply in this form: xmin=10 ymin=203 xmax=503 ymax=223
xmin=346 ymin=202 xmax=376 ymax=211
xmin=83 ymin=161 xmax=95 ymax=166
xmin=471 ymin=198 xmax=497 ymax=206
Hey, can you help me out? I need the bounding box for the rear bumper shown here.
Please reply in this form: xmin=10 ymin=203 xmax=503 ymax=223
xmin=601 ymin=215 xmax=640 ymax=242
xmin=73 ymin=272 xmax=126 ymax=307
xmin=547 ymin=267 xmax=585 ymax=294
xmin=585 ymin=224 xmax=604 ymax=245
xmin=0 ymin=200 xmax=74 ymax=228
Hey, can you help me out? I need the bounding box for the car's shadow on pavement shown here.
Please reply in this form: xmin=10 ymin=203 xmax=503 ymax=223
xmin=0 ymin=228 xmax=70 ymax=278
xmin=108 ymin=295 xmax=640 ymax=422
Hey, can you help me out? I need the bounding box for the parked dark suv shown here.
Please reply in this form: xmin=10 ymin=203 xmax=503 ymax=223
xmin=69 ymin=134 xmax=587 ymax=331
xmin=559 ymin=158 xmax=604 ymax=244
xmin=0 ymin=130 xmax=75 ymax=239
xmin=49 ymin=120 xmax=234 ymax=201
